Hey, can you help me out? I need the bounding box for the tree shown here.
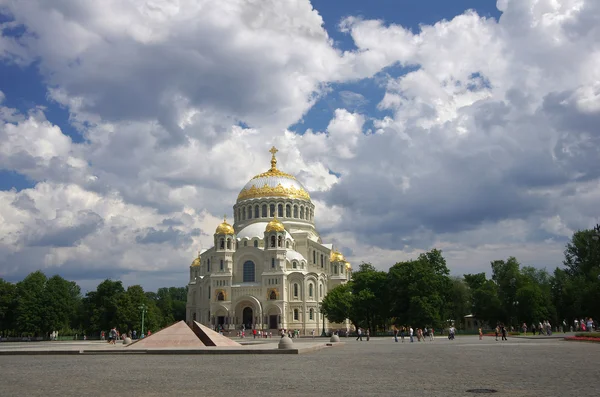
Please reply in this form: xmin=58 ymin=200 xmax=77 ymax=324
xmin=387 ymin=249 xmax=451 ymax=328
xmin=43 ymin=275 xmax=81 ymax=333
xmin=321 ymin=283 xmax=355 ymax=327
xmin=14 ymin=271 xmax=48 ymax=336
xmin=0 ymin=279 xmax=16 ymax=333
xmin=350 ymin=263 xmax=389 ymax=331
xmin=446 ymin=277 xmax=471 ymax=329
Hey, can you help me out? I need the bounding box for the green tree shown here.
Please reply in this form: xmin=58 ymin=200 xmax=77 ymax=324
xmin=350 ymin=263 xmax=389 ymax=332
xmin=0 ymin=279 xmax=16 ymax=334
xmin=387 ymin=249 xmax=451 ymax=328
xmin=43 ymin=275 xmax=81 ymax=333
xmin=446 ymin=277 xmax=471 ymax=329
xmin=14 ymin=271 xmax=48 ymax=336
xmin=321 ymin=283 xmax=356 ymax=327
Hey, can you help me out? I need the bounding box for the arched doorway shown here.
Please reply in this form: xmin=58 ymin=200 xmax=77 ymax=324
xmin=242 ymin=307 xmax=253 ymax=330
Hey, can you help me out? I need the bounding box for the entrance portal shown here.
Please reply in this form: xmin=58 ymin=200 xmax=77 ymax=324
xmin=242 ymin=307 xmax=253 ymax=330
xmin=269 ymin=315 xmax=278 ymax=329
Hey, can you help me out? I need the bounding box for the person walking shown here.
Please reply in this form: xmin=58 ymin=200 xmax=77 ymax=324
xmin=366 ymin=328 xmax=370 ymax=341
xmin=478 ymin=327 xmax=483 ymax=340
xmin=400 ymin=326 xmax=406 ymax=343
xmin=501 ymin=324 xmax=507 ymax=341
xmin=393 ymin=326 xmax=399 ymax=343
xmin=429 ymin=327 xmax=435 ymax=341
xmin=495 ymin=325 xmax=499 ymax=341
xmin=356 ymin=328 xmax=363 ymax=341
xmin=409 ymin=326 xmax=414 ymax=343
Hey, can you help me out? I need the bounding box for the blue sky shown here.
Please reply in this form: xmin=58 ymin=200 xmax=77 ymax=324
xmin=0 ymin=0 xmax=598 ymax=290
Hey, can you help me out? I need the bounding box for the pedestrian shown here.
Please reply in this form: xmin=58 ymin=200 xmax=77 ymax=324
xmin=400 ymin=326 xmax=405 ymax=343
xmin=501 ymin=324 xmax=507 ymax=341
xmin=393 ymin=326 xmax=399 ymax=343
xmin=356 ymin=328 xmax=363 ymax=341
xmin=366 ymin=328 xmax=370 ymax=341
xmin=478 ymin=327 xmax=483 ymax=340
xmin=409 ymin=326 xmax=414 ymax=343
xmin=495 ymin=325 xmax=499 ymax=341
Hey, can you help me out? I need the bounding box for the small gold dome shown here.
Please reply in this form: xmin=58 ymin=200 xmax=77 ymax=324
xmin=345 ymin=262 xmax=352 ymax=270
xmin=330 ymin=250 xmax=346 ymax=263
xmin=215 ymin=216 xmax=234 ymax=235
xmin=191 ymin=257 xmax=201 ymax=267
xmin=265 ymin=217 xmax=285 ymax=233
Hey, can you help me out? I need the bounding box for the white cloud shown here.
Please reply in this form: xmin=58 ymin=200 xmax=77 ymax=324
xmin=0 ymin=0 xmax=599 ymax=287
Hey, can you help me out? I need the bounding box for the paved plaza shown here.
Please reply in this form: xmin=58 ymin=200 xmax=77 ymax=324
xmin=0 ymin=336 xmax=597 ymax=396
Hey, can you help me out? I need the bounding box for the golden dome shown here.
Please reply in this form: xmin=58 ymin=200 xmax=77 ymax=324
xmin=330 ymin=250 xmax=346 ymax=263
xmin=345 ymin=262 xmax=352 ymax=270
xmin=265 ymin=217 xmax=285 ymax=233
xmin=191 ymin=257 xmax=201 ymax=267
xmin=215 ymin=216 xmax=235 ymax=235
xmin=237 ymin=146 xmax=311 ymax=202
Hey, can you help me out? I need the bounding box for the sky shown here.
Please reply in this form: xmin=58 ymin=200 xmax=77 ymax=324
xmin=0 ymin=0 xmax=599 ymax=292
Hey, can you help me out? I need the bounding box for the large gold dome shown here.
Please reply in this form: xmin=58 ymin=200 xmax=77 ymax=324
xmin=237 ymin=146 xmax=311 ymax=203
xmin=215 ymin=216 xmax=235 ymax=235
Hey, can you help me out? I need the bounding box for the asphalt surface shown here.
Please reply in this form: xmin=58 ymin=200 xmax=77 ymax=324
xmin=0 ymin=336 xmax=597 ymax=396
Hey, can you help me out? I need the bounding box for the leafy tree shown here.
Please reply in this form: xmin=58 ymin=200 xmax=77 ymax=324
xmin=446 ymin=277 xmax=471 ymax=329
xmin=0 ymin=279 xmax=16 ymax=333
xmin=350 ymin=263 xmax=389 ymax=331
xmin=321 ymin=283 xmax=356 ymax=327
xmin=43 ymin=275 xmax=81 ymax=333
xmin=14 ymin=271 xmax=48 ymax=335
xmin=387 ymin=249 xmax=451 ymax=328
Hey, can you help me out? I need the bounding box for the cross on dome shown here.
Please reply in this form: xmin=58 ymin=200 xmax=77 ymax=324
xmin=269 ymin=146 xmax=278 ymax=170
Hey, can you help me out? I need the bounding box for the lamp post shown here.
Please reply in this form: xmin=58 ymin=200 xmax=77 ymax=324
xmin=320 ymin=304 xmax=327 ymax=337
xmin=139 ymin=304 xmax=147 ymax=336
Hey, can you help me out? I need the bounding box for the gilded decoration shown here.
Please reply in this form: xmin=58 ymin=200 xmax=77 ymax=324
xmin=265 ymin=217 xmax=285 ymax=233
xmin=267 ymin=288 xmax=279 ymax=300
xmin=215 ymin=289 xmax=227 ymax=300
xmin=191 ymin=257 xmax=201 ymax=267
xmin=238 ymin=146 xmax=310 ymax=202
xmin=215 ymin=215 xmax=235 ymax=235
xmin=237 ymin=183 xmax=310 ymax=201
xmin=330 ymin=250 xmax=346 ymax=263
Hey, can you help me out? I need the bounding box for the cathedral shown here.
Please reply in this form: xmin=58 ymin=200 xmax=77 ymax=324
xmin=186 ymin=147 xmax=351 ymax=334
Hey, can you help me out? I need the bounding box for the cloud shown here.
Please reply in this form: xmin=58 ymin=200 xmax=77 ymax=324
xmin=0 ymin=0 xmax=599 ymax=288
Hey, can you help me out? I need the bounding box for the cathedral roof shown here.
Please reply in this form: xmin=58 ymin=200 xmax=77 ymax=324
xmin=285 ymin=249 xmax=306 ymax=263
xmin=237 ymin=146 xmax=311 ymax=203
xmin=265 ymin=217 xmax=285 ymax=233
xmin=236 ymin=222 xmax=293 ymax=240
xmin=215 ymin=216 xmax=234 ymax=235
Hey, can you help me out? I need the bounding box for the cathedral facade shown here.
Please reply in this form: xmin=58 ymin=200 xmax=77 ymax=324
xmin=186 ymin=147 xmax=351 ymax=334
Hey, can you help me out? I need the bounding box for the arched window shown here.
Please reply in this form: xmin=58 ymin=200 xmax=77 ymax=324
xmin=313 ymin=251 xmax=316 ymax=264
xmin=293 ymin=205 xmax=298 ymax=218
xmin=278 ymin=204 xmax=283 ymax=217
xmin=254 ymin=205 xmax=259 ymax=218
xmin=269 ymin=290 xmax=277 ymax=300
xmin=220 ymin=259 xmax=224 ymax=271
xmin=321 ymin=254 xmax=324 ymax=267
xmin=207 ymin=259 xmax=211 ymax=272
xmin=219 ymin=238 xmax=225 ymax=249
xmin=269 ymin=204 xmax=275 ymax=217
xmin=286 ymin=241 xmax=290 ymax=248
xmin=242 ymin=207 xmax=246 ymax=220
xmin=286 ymin=204 xmax=291 ymax=217
xmin=300 ymin=206 xmax=304 ymax=219
xmin=309 ymin=283 xmax=313 ymax=297
xmin=226 ymin=238 xmax=231 ymax=250
xmin=309 ymin=308 xmax=314 ymax=320
xmin=243 ymin=261 xmax=255 ymax=282
xmin=334 ymin=265 xmax=338 ymax=274
xmin=244 ymin=240 xmax=248 ymax=247
xmin=247 ymin=206 xmax=252 ymax=219
xmin=292 ymin=261 xmax=297 ymax=269
xmin=271 ymin=258 xmax=275 ymax=268
xmin=270 ymin=235 xmax=276 ymax=247
xmin=278 ymin=235 xmax=282 ymax=247
xmin=262 ymin=204 xmax=267 ymax=217
xmin=293 ymin=283 xmax=299 ymax=298
xmin=217 ymin=291 xmax=225 ymax=301
xmin=253 ymin=240 xmax=258 ymax=248
xmin=293 ymin=309 xmax=299 ymax=321
xmin=319 ymin=284 xmax=322 ymax=298
xmin=208 ymin=286 xmax=211 ymax=299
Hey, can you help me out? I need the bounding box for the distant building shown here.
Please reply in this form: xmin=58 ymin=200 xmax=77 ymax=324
xmin=186 ymin=147 xmax=351 ymax=334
